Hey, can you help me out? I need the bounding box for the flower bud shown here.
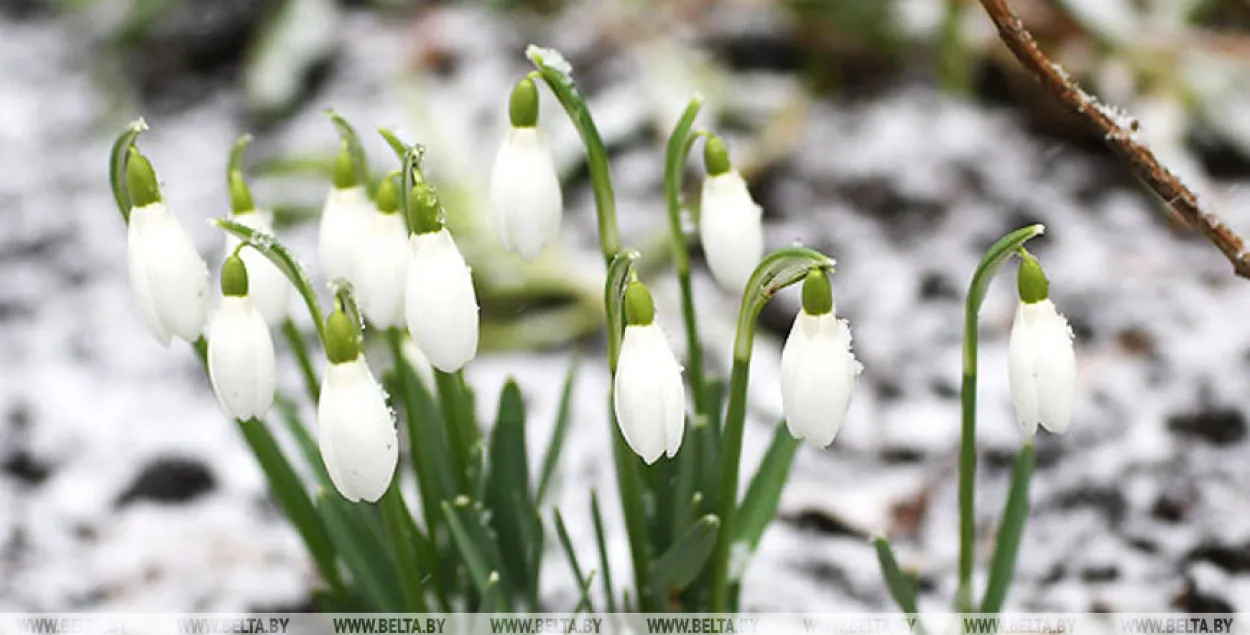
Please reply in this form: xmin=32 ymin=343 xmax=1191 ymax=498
xmin=699 ymin=137 xmax=763 ymax=294
xmin=319 ymin=143 xmax=371 ymax=283
xmin=1008 ymin=254 xmax=1075 ymax=437
xmin=780 ymin=274 xmax=861 ymax=448
xmin=318 ymin=354 xmax=398 ymax=503
xmin=405 ymin=228 xmax=479 ymax=372
xmin=355 ymin=175 xmax=409 ymax=328
xmin=207 ymin=258 xmax=276 ymax=421
xmin=613 ymin=281 xmax=686 ymax=464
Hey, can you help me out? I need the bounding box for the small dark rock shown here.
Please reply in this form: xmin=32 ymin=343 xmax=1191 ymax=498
xmin=1151 ymin=493 xmax=1189 ymax=524
xmin=1 ymin=449 xmax=52 ymax=486
xmin=1126 ymin=536 xmax=1160 ymax=554
xmin=1186 ymin=541 xmax=1250 ymax=574
xmin=115 ymin=457 xmax=215 ymax=506
xmin=785 ymin=509 xmax=864 ymax=539
xmin=1166 ymin=408 xmax=1246 ymax=446
xmin=1174 ymin=581 xmax=1234 ymax=613
xmin=929 ymin=378 xmax=958 ymax=400
xmin=1080 ymin=565 xmax=1120 ymax=582
xmin=917 ymin=271 xmax=959 ymax=301
xmin=879 ymin=447 xmax=926 ymax=464
xmin=875 ymin=378 xmax=904 ymax=402
xmin=1050 ymin=485 xmax=1128 ymax=528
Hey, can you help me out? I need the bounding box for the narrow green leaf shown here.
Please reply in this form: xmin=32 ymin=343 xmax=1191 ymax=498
xmin=109 ymin=118 xmax=149 ymax=221
xmin=435 ymin=370 xmax=472 ymax=494
xmin=647 ymin=449 xmax=680 ymax=552
xmin=603 ymin=249 xmax=641 ymax=372
xmin=214 ymin=219 xmax=326 ymax=345
xmin=590 ymin=490 xmax=617 ymax=614
xmin=553 ymin=508 xmax=596 ymax=613
xmin=386 ymin=330 xmax=454 ymax=526
xmin=379 ymin=483 xmax=429 ymax=612
xmin=874 ymin=536 xmax=920 ymax=614
xmin=281 ymin=318 xmax=320 ymax=400
xmin=442 ymin=498 xmax=510 ymax=607
xmin=485 ymin=379 xmax=533 ymax=592
xmin=271 ymin=394 xmax=329 ymax=486
xmin=652 ymin=514 xmax=720 ymax=591
xmin=328 ymin=110 xmax=370 ymax=190
xmin=980 ymin=441 xmax=1037 ymax=614
xmin=316 ymin=490 xmax=401 ymax=611
xmin=537 ymin=354 xmax=580 ymax=502
xmin=513 ymin=491 xmax=544 ymax=609
xmin=735 ymin=423 xmax=801 ymax=550
xmin=663 ymin=96 xmax=707 ymax=416
xmin=227 ymin=133 xmax=253 ymax=182
xmin=479 ymin=572 xmax=505 ymax=612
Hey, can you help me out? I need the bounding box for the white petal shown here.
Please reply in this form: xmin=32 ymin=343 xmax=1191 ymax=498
xmin=405 ymin=229 xmax=479 ymax=372
xmin=489 ymin=128 xmax=563 ymax=260
xmin=127 ymin=206 xmax=171 ymax=345
xmin=1008 ymin=302 xmax=1040 ymax=437
xmin=207 ymin=296 xmax=276 ymax=419
xmin=318 ymin=186 xmax=370 ymax=283
xmin=613 ymin=323 xmax=686 ymax=464
xmin=1032 ymin=301 xmax=1076 ymax=434
xmin=132 ymin=203 xmax=209 ymax=343
xmin=228 ymin=211 xmax=290 ymax=325
xmin=699 ymin=170 xmax=763 ymax=294
xmin=780 ymin=311 xmax=860 ymax=448
xmin=356 ymin=212 xmax=409 ymax=329
xmin=318 ymin=358 xmax=399 ymax=503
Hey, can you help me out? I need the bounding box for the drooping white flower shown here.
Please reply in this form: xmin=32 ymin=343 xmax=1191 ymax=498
xmin=355 ymin=177 xmax=409 ymax=329
xmin=125 ymin=151 xmax=209 ymax=346
xmin=490 ymin=127 xmax=563 ymax=260
xmin=613 ymin=281 xmax=686 ymax=464
xmin=405 ymin=228 xmax=479 ymax=372
xmin=224 ymin=210 xmax=291 ymax=326
xmin=699 ymin=137 xmax=763 ymax=294
xmin=318 ymin=311 xmax=398 ymax=503
xmin=779 ymin=269 xmax=861 ymax=448
xmin=318 ymin=185 xmax=371 ymax=283
xmin=207 ymin=257 xmax=275 ymax=420
xmin=1009 ymin=299 xmax=1076 ymax=436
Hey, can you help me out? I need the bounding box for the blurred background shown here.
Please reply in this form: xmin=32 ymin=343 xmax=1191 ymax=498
xmin=3 ymin=0 xmax=1250 ymax=613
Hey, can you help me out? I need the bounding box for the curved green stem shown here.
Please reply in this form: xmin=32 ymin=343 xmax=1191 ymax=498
xmin=527 ymin=45 xmax=620 ymax=264
xmin=108 ymin=119 xmax=149 ymax=222
xmin=956 ymin=223 xmax=1046 ymax=612
xmin=664 ymin=96 xmax=708 ymax=416
xmin=282 ymin=318 xmax=321 ymax=400
xmin=709 ymin=247 xmax=835 ymax=612
xmin=328 ymin=110 xmax=371 ymax=191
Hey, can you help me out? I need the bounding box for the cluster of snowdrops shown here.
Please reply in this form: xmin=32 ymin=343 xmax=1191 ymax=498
xmin=109 ymin=47 xmax=1075 ymax=615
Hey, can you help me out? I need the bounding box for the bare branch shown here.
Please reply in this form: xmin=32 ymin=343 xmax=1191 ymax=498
xmin=976 ymin=0 xmax=1250 ymax=279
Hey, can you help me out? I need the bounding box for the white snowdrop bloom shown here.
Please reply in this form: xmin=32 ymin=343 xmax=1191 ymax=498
xmin=318 ymin=311 xmax=398 ymax=503
xmin=318 ymin=184 xmax=371 ymax=283
xmin=125 ymin=151 xmax=209 ymax=346
xmin=405 ymin=228 xmax=479 ymax=372
xmin=613 ymin=281 xmax=686 ymax=464
xmin=699 ymin=137 xmax=763 ymax=295
xmin=207 ymin=257 xmax=275 ymax=420
xmin=355 ymin=177 xmax=409 ymax=329
xmin=779 ymin=269 xmax=861 ymax=448
xmin=490 ymin=127 xmax=563 ymax=260
xmin=224 ymin=210 xmax=291 ymax=326
xmin=1008 ymin=253 xmax=1076 ymax=437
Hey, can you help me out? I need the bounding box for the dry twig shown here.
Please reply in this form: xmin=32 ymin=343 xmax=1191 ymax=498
xmin=976 ymin=0 xmax=1250 ymax=279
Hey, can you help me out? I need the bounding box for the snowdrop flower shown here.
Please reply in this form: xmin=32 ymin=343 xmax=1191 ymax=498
xmin=780 ymin=268 xmax=861 ymax=448
xmin=699 ymin=135 xmax=763 ymax=295
xmin=405 ymin=183 xmax=479 ymax=372
xmin=613 ymin=280 xmax=685 ymax=463
xmin=124 ymin=148 xmax=210 ymax=346
xmin=1008 ymin=252 xmax=1076 ymax=437
xmin=355 ymin=174 xmax=408 ymax=328
xmin=318 ymin=143 xmax=371 ymax=283
xmin=489 ymin=77 xmax=563 ymax=260
xmin=318 ymin=309 xmax=398 ymax=503
xmin=224 ymin=172 xmax=290 ymax=325
xmin=207 ymin=255 xmax=276 ymax=420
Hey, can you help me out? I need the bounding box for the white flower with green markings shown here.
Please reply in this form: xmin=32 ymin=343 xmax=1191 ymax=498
xmin=355 ymin=174 xmax=409 ymax=329
xmin=699 ymin=136 xmax=763 ymax=295
xmin=224 ymin=172 xmax=291 ymax=326
xmin=780 ymin=269 xmax=861 ymax=448
xmin=1008 ymin=252 xmax=1076 ymax=437
xmin=207 ymin=255 xmax=276 ymax=420
xmin=318 ymin=144 xmax=372 ymax=283
xmin=490 ymin=77 xmax=563 ymax=260
xmin=404 ymin=183 xmax=479 ymax=372
xmin=124 ymin=148 xmax=210 ymax=346
xmin=613 ymin=280 xmax=686 ymax=464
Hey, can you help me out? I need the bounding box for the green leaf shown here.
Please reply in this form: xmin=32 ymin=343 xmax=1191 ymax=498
xmin=479 ymin=572 xmax=506 ymax=612
xmin=735 ymin=423 xmax=801 ymax=550
xmin=316 ymin=490 xmax=400 ymax=611
xmin=874 ymin=536 xmax=920 ymax=615
xmin=109 ymin=118 xmax=148 ymax=221
xmin=734 ymin=246 xmax=835 ymax=360
xmin=442 ymin=498 xmax=510 ymax=607
xmin=537 ymin=354 xmax=580 ymax=503
xmin=271 ymin=394 xmax=329 ymax=487
xmin=513 ymin=491 xmax=544 ymax=608
xmin=553 ymin=508 xmax=596 ymax=613
xmin=213 ymin=219 xmax=326 ymax=345
xmin=379 ymin=483 xmax=429 ymax=612
xmin=527 ymin=45 xmax=619 ymax=264
xmin=590 ymin=490 xmax=617 ymax=614
xmin=280 ymin=318 xmax=321 ymax=400
xmin=652 ymin=514 xmax=720 ymax=591
xmin=485 ymin=379 xmax=533 ymax=593
xmin=435 ymin=370 xmax=473 ymax=494
xmin=980 ymin=441 xmax=1037 ymax=614
xmin=227 ymin=133 xmax=253 ymax=183
xmin=603 ymin=249 xmax=641 ymax=372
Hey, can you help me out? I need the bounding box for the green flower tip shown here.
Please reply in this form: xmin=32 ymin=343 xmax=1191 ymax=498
xmin=509 ymin=77 xmax=539 ymax=128
xmin=1017 ymin=251 xmax=1049 ymax=304
xmin=623 ymin=280 xmax=655 ymax=326
xmin=228 ymin=171 xmax=255 ymax=215
xmin=410 ymin=182 xmax=443 ymax=235
xmin=703 ymin=135 xmax=732 ymax=177
xmin=332 ymin=142 xmax=359 ymax=189
xmin=801 ymin=267 xmax=833 ymax=315
xmin=376 ymin=172 xmax=400 ymax=214
xmin=126 ymin=147 xmax=162 ymax=208
xmin=324 ymin=309 xmax=361 ymax=364
xmin=221 ymin=255 xmax=249 ymax=297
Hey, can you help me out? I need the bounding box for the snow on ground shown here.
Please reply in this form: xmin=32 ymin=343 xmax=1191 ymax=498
xmin=2 ymin=4 xmax=1250 ymax=613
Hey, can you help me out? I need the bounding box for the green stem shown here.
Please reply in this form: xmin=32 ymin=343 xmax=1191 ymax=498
xmin=980 ymin=440 xmax=1036 ymax=614
xmin=435 ymin=369 xmax=471 ymax=494
xmin=108 ymin=119 xmax=148 ymax=222
xmin=282 ymin=318 xmax=320 ymax=401
xmin=956 ymin=223 xmax=1046 ymax=612
xmin=708 ymin=360 xmax=750 ymax=612
xmin=379 ymin=483 xmax=429 ymax=612
xmin=664 ymin=97 xmax=708 ymax=417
